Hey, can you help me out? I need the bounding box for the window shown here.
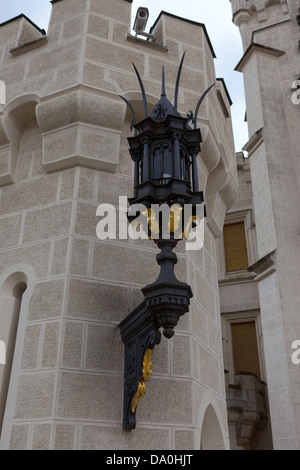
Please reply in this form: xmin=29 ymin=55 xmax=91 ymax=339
xmin=0 ymin=274 xmax=27 ymax=436
xmin=231 ymin=320 xmax=261 ymax=379
xmin=152 ymin=143 xmax=172 ymax=180
xmin=221 ymin=311 xmax=265 ymax=384
xmin=223 ymin=222 xmax=249 ymax=272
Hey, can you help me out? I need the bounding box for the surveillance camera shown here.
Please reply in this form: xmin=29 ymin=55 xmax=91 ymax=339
xmin=133 ymin=7 xmax=156 ymax=41
xmin=133 ymin=7 xmax=149 ymax=34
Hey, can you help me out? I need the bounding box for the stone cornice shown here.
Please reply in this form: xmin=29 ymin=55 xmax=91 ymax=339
xmin=235 ymin=42 xmax=285 ymax=72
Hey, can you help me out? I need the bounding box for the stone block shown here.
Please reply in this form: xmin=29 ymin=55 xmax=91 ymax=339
xmin=77 ymin=167 xmax=96 ymax=202
xmin=80 ymin=425 xmax=170 ymax=450
xmin=67 ymin=279 xmax=130 ymax=323
xmin=32 ymin=424 xmax=51 ymax=450
xmin=152 ymin=337 xmax=170 ymax=376
xmin=204 ymin=251 xmax=218 ymax=287
xmin=54 ymin=63 xmax=81 ymax=93
xmin=50 ymin=0 xmax=88 ymax=25
xmin=191 ymin=338 xmax=200 ymax=382
xmin=51 ymin=238 xmax=69 ymax=276
xmin=97 ymin=172 xmax=132 ymax=207
xmin=27 ymin=39 xmax=82 ymax=79
xmin=0 ymin=174 xmax=59 ymax=215
xmin=163 ymin=15 xmax=204 ymax=46
xmin=87 ymin=14 xmax=110 ymax=39
xmin=0 ymin=214 xmax=22 ymax=249
xmin=90 ymin=0 xmax=131 ymax=24
xmin=82 ymin=62 xmax=118 ymax=93
xmin=42 ymin=123 xmax=122 ymax=173
xmin=190 ymin=299 xmax=208 ymax=344
xmin=80 ymin=125 xmax=121 ymax=162
xmin=1 ymin=62 xmax=26 ymax=86
xmin=70 ymin=238 xmax=90 ymax=276
xmin=9 ymin=425 xmax=29 ymax=450
xmin=148 ymin=57 xmax=206 ymax=95
xmin=0 ymin=242 xmax=51 ymax=279
xmin=60 ymin=168 xmax=77 ymax=201
xmin=195 ymin=271 xmax=215 ymax=316
xmin=208 ymin=319 xmax=223 ymax=360
xmin=198 ymin=343 xmax=222 ymax=394
xmin=42 ymin=127 xmax=77 ymax=169
xmin=117 ymin=146 xmax=134 ymax=177
xmin=21 ymin=324 xmax=41 ymax=370
xmin=171 ymin=335 xmax=191 ymax=377
xmin=54 ymin=424 xmax=76 ymax=450
xmin=14 ymin=372 xmax=56 ymax=419
xmin=85 ymin=37 xmax=145 ymax=75
xmin=174 ymin=430 xmax=195 ymax=450
xmin=176 ymin=306 xmax=190 ymax=333
xmin=138 ymin=377 xmax=193 ymax=426
xmin=130 ymin=287 xmax=145 ymax=311
xmin=41 ymin=322 xmax=60 ymax=368
xmin=112 ymin=22 xmax=130 ymax=46
xmin=62 ymin=15 xmax=85 ymax=41
xmin=92 ymin=242 xmax=160 ymax=286
xmin=57 ymin=371 xmax=122 ymax=421
xmin=28 ymin=279 xmax=65 ymax=321
xmin=85 ymin=323 xmax=123 ymax=372
xmin=22 ymin=202 xmax=73 ymax=244
xmin=0 ymin=20 xmax=20 ymax=46
xmin=62 ymin=321 xmax=84 ymax=368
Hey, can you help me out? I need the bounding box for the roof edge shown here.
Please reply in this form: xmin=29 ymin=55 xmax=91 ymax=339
xmin=0 ymin=13 xmax=46 ymax=35
xmin=150 ymin=11 xmax=216 ymax=59
xmin=216 ymin=78 xmax=233 ymax=106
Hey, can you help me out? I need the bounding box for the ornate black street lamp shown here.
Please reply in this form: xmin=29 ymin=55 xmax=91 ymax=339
xmin=118 ymin=54 xmax=214 ymax=431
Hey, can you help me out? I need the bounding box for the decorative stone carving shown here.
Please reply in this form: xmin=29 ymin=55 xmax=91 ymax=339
xmin=227 ymin=372 xmax=268 ymax=448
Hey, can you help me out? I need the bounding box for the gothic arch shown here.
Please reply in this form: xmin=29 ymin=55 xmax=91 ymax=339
xmin=197 ymin=391 xmax=229 ymax=450
xmin=0 ymin=264 xmax=36 ymax=449
xmin=1 ymin=94 xmax=41 ymax=182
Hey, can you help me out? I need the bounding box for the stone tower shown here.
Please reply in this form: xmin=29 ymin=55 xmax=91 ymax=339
xmin=0 ymin=0 xmax=238 ymax=449
xmin=229 ymin=0 xmax=300 ymax=450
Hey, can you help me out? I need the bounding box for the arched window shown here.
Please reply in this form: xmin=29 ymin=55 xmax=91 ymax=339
xmin=152 ymin=142 xmax=172 ymax=180
xmin=0 ymin=272 xmax=27 ymax=437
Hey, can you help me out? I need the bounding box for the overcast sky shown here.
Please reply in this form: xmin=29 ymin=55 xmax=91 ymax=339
xmin=0 ymin=0 xmax=248 ymax=151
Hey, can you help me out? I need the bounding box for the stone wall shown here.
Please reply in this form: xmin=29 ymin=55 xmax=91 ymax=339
xmin=230 ymin=0 xmax=300 ymax=449
xmin=0 ymin=0 xmax=238 ymax=449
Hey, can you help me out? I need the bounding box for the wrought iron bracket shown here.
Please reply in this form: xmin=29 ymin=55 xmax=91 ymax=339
xmin=118 ymin=239 xmax=192 ymax=431
xmin=119 ymin=302 xmax=161 ymax=431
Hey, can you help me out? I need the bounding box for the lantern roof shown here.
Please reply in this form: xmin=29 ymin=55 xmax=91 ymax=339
xmin=120 ymin=52 xmax=215 ymax=134
xmin=149 ymin=66 xmax=182 ymax=122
